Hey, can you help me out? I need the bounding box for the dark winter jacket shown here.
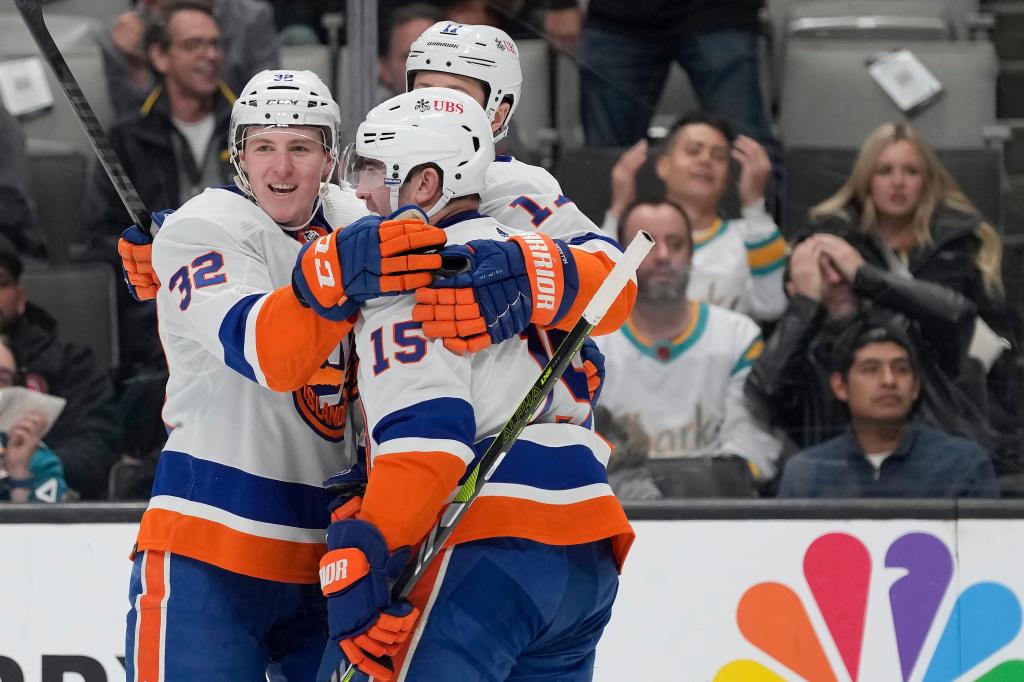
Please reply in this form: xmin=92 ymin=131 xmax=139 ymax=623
xmin=778 ymin=423 xmax=998 ymax=499
xmin=546 ymin=0 xmax=762 ymax=37
xmin=745 ymin=262 xmax=977 ymax=449
xmin=83 ymin=84 xmax=235 ymax=254
xmin=10 ymin=303 xmax=122 ymax=499
xmin=812 ymin=205 xmax=1014 ymax=342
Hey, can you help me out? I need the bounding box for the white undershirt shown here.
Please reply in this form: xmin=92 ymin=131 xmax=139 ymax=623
xmin=865 ymin=450 xmax=894 ymax=472
xmin=172 ymin=113 xmax=215 ymax=165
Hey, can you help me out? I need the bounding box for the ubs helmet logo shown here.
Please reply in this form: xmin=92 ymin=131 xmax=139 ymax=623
xmin=432 ymin=99 xmax=464 ymax=114
xmin=293 ymin=346 xmax=349 ymax=442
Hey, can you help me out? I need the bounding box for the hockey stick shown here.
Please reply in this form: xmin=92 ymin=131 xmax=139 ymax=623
xmin=14 ymin=0 xmax=152 ymax=234
xmin=339 ymin=230 xmax=655 ymax=681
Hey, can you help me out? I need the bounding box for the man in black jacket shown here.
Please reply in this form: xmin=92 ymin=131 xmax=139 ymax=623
xmin=777 ymin=320 xmax=998 ymax=499
xmin=745 ymin=232 xmax=979 ymax=451
xmin=0 ymin=240 xmax=122 ymax=499
xmin=84 ymin=1 xmax=235 ymax=258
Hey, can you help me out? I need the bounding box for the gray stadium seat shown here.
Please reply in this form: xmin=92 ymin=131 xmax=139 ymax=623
xmin=279 ymin=44 xmax=331 ymax=81
xmin=41 ymin=0 xmax=129 ymax=24
xmin=0 ymin=13 xmax=113 ymax=152
xmin=768 ymin=0 xmax=980 ymax=43
xmin=779 ymin=38 xmax=998 ymax=149
xmin=21 ymin=262 xmax=119 ymax=371
xmin=25 ymin=139 xmax=87 ymax=264
xmin=512 ymin=39 xmax=553 ymax=155
xmin=784 ymin=146 xmax=1005 ymax=236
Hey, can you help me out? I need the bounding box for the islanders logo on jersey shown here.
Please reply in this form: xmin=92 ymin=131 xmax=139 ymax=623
xmin=716 ymin=532 xmax=1024 ymax=682
xmin=292 ymin=345 xmax=350 ymax=442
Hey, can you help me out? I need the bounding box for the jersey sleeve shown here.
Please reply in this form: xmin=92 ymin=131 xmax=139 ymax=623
xmin=152 ymin=215 xmax=352 ymax=392
xmin=354 ymin=297 xmax=477 ymax=551
xmin=718 ymin=314 xmax=783 ymax=480
xmin=735 ymin=200 xmax=788 ymax=322
xmin=552 ymin=230 xmax=638 ymax=337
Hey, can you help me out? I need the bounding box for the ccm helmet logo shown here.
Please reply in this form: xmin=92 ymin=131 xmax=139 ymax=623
xmin=433 ymin=100 xmax=464 ymax=114
xmin=265 ymin=98 xmax=299 ymax=105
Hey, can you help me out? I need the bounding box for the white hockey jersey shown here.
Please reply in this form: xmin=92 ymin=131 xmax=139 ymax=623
xmin=137 ymin=185 xmax=357 ymax=584
xmin=600 ymin=301 xmax=783 ymax=479
xmin=604 ymin=201 xmax=788 ymax=322
xmin=354 ymin=213 xmax=633 ymax=568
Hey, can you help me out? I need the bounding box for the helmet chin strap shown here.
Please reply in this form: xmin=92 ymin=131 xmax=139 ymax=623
xmin=388 ymin=184 xmax=451 ymax=219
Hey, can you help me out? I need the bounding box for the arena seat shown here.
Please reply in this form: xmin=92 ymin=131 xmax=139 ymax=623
xmin=779 ymin=38 xmax=998 ymax=149
xmin=25 ymin=139 xmax=87 ymax=264
xmin=41 ymin=0 xmax=129 ymax=24
xmin=646 ymin=454 xmax=758 ymax=498
xmin=279 ymin=44 xmax=331 ymax=82
xmin=21 ymin=262 xmax=119 ymax=371
xmin=783 ymin=146 xmax=1005 ymax=236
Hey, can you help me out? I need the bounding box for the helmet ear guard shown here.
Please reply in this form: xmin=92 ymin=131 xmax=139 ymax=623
xmin=356 ymin=88 xmax=495 ymax=218
xmin=405 ymin=22 xmax=523 ymax=143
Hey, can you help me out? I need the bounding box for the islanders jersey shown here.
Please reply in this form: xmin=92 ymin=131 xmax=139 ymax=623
xmin=355 ymin=213 xmax=635 ymax=570
xmin=137 ymin=185 xmax=358 ymax=584
xmin=604 ymin=201 xmax=788 ymax=322
xmin=601 ymin=301 xmax=783 ymax=479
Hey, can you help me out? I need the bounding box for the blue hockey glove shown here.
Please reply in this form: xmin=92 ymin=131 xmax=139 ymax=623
xmin=581 ymin=337 xmax=606 ymax=405
xmin=413 ymin=232 xmax=579 ymax=354
xmin=117 ymin=209 xmax=173 ymax=302
xmin=292 ymin=206 xmax=445 ymax=321
xmin=319 ymin=519 xmax=419 ymax=681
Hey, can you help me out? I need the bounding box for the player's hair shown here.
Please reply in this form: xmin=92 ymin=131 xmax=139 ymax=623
xmin=379 ymin=3 xmax=445 ymax=58
xmin=810 ymin=122 xmax=1003 ymax=297
xmin=144 ymin=1 xmax=217 ymax=54
xmin=664 ymin=111 xmax=736 ymax=153
xmin=620 ymin=199 xmax=693 ymax=252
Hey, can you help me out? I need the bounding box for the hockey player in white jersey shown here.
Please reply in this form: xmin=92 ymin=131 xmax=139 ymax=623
xmin=600 ymin=199 xmax=783 ymax=493
xmin=316 ymin=87 xmax=635 ymax=682
xmin=124 ymin=69 xmax=452 ymax=681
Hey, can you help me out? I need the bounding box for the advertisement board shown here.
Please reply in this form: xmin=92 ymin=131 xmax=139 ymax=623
xmin=2 ymin=517 xmax=1023 ymax=681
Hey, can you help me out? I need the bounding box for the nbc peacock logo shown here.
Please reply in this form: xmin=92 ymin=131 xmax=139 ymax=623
xmin=714 ymin=532 xmax=1024 ymax=682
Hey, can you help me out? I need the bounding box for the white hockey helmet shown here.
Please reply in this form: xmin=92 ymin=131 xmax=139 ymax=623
xmin=405 ymin=22 xmax=522 ymax=143
xmin=351 ymin=88 xmax=494 ymax=218
xmin=229 ymin=70 xmax=341 ymax=224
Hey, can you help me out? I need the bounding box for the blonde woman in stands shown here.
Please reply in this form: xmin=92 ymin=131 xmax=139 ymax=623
xmin=809 ymin=122 xmax=1018 ymax=417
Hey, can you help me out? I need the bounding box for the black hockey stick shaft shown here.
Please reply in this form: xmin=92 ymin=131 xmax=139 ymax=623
xmin=339 ymin=230 xmax=654 ymax=682
xmin=14 ymin=0 xmax=152 ymax=234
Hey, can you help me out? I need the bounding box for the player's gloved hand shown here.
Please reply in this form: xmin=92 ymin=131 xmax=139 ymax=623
xmin=581 ymin=337 xmax=606 ymax=404
xmin=320 ymin=519 xmax=419 ymax=681
xmin=323 ymin=459 xmax=368 ymax=522
xmin=117 ymin=209 xmax=173 ymax=302
xmin=293 ymin=206 xmax=446 ymax=321
xmin=413 ymin=233 xmax=579 ymax=355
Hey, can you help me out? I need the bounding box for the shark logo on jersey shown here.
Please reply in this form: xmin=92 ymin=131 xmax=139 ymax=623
xmin=292 ymin=345 xmax=348 ymax=442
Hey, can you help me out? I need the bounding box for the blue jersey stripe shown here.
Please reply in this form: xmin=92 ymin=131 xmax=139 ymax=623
xmin=151 ymin=450 xmax=333 ymax=529
xmin=472 ymin=437 xmax=609 ymax=491
xmin=373 ymin=397 xmax=477 ymax=452
xmin=218 ymin=293 xmax=263 ymax=383
xmin=565 ymin=233 xmax=624 ymax=252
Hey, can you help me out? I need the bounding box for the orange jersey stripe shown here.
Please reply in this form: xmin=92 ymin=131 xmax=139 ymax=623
xmin=553 ymin=250 xmax=637 ymax=336
xmin=254 ymin=286 xmax=353 ymax=392
xmin=136 ymin=550 xmax=166 ymax=682
xmin=359 ymin=451 xmax=468 ymax=552
xmin=446 ymin=495 xmax=634 ymax=572
xmin=136 ymin=508 xmax=326 ymax=584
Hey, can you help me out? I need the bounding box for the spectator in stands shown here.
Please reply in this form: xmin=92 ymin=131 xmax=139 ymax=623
xmin=87 ymin=0 xmax=236 ymax=253
xmin=599 ymin=199 xmax=782 ymax=498
xmin=542 ymin=0 xmax=775 ymax=157
xmin=0 ymin=104 xmax=44 ymax=258
xmin=378 ymin=3 xmax=445 ymax=99
xmin=0 ymin=237 xmax=121 ymax=500
xmin=778 ymin=319 xmax=998 ymax=498
xmin=808 ymin=122 xmax=1020 ymax=417
xmin=604 ymin=111 xmax=787 ymax=322
xmin=746 ymin=232 xmax=978 ymax=450
xmin=0 ymin=335 xmax=67 ymax=503
xmin=96 ymin=0 xmax=279 ymax=120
